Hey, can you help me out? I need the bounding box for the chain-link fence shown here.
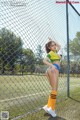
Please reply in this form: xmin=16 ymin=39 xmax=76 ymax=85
xmin=68 ymin=3 xmax=80 ymax=102
xmin=0 ymin=0 xmax=80 ymax=120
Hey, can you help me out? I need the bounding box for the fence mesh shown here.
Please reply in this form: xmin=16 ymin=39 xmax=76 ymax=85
xmin=0 ymin=0 xmax=80 ymax=120
xmin=68 ymin=4 xmax=80 ymax=101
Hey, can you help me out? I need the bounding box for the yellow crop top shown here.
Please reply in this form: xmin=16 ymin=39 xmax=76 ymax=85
xmin=47 ymin=51 xmax=60 ymax=62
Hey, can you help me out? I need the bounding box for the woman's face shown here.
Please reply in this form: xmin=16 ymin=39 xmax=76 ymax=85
xmin=49 ymin=42 xmax=56 ymax=51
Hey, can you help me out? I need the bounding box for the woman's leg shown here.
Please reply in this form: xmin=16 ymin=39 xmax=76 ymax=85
xmin=49 ymin=68 xmax=59 ymax=91
xmin=45 ymin=71 xmax=51 ymax=86
xmin=47 ymin=68 xmax=59 ymax=110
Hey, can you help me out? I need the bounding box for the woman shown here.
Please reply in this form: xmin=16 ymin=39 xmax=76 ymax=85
xmin=43 ymin=38 xmax=62 ymax=117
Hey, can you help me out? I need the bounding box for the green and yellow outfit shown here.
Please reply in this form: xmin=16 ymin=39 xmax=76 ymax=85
xmin=47 ymin=50 xmax=60 ymax=71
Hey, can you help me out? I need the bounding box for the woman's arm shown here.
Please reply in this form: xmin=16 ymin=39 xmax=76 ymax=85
xmin=43 ymin=57 xmax=52 ymax=66
xmin=43 ymin=57 xmax=56 ymax=69
xmin=55 ymin=42 xmax=61 ymax=51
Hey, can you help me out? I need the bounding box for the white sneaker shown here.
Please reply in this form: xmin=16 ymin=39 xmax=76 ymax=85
xmin=43 ymin=105 xmax=49 ymax=114
xmin=47 ymin=107 xmax=57 ymax=117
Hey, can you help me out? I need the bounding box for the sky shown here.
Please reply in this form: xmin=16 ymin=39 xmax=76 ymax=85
xmin=72 ymin=1 xmax=80 ymax=13
xmin=0 ymin=0 xmax=80 ymax=56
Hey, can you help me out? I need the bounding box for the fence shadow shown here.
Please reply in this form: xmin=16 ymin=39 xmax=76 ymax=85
xmin=44 ymin=113 xmax=66 ymax=120
xmin=48 ymin=116 xmax=66 ymax=120
xmin=69 ymin=97 xmax=80 ymax=103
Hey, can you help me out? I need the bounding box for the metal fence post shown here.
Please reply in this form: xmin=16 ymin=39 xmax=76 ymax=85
xmin=66 ymin=0 xmax=70 ymax=97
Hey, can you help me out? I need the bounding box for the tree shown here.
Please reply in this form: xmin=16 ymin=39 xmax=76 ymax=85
xmin=36 ymin=45 xmax=43 ymax=65
xmin=0 ymin=28 xmax=23 ymax=74
xmin=69 ymin=32 xmax=80 ymax=55
xmin=22 ymin=48 xmax=35 ymax=73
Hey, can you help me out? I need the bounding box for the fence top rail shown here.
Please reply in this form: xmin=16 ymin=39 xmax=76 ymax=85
xmin=68 ymin=0 xmax=80 ymax=16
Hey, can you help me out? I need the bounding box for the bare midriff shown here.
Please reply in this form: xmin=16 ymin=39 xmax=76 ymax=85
xmin=52 ymin=61 xmax=60 ymax=66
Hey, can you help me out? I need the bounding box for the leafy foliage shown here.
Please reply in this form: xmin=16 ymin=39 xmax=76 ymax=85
xmin=69 ymin=32 xmax=80 ymax=55
xmin=36 ymin=45 xmax=43 ymax=65
xmin=0 ymin=28 xmax=23 ymax=74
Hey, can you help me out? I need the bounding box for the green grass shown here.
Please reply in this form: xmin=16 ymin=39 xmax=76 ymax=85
xmin=18 ymin=87 xmax=80 ymax=120
xmin=0 ymin=75 xmax=80 ymax=120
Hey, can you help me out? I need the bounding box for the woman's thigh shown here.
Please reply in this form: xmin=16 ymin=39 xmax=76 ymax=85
xmin=48 ymin=68 xmax=59 ymax=90
xmin=45 ymin=71 xmax=51 ymax=85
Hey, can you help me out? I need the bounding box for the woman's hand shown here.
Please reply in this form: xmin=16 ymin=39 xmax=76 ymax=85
xmin=50 ymin=65 xmax=56 ymax=73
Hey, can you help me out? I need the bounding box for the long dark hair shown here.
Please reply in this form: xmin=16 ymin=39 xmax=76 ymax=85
xmin=45 ymin=40 xmax=55 ymax=53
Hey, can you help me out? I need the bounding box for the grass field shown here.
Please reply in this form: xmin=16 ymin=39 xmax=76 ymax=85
xmin=0 ymin=75 xmax=80 ymax=120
